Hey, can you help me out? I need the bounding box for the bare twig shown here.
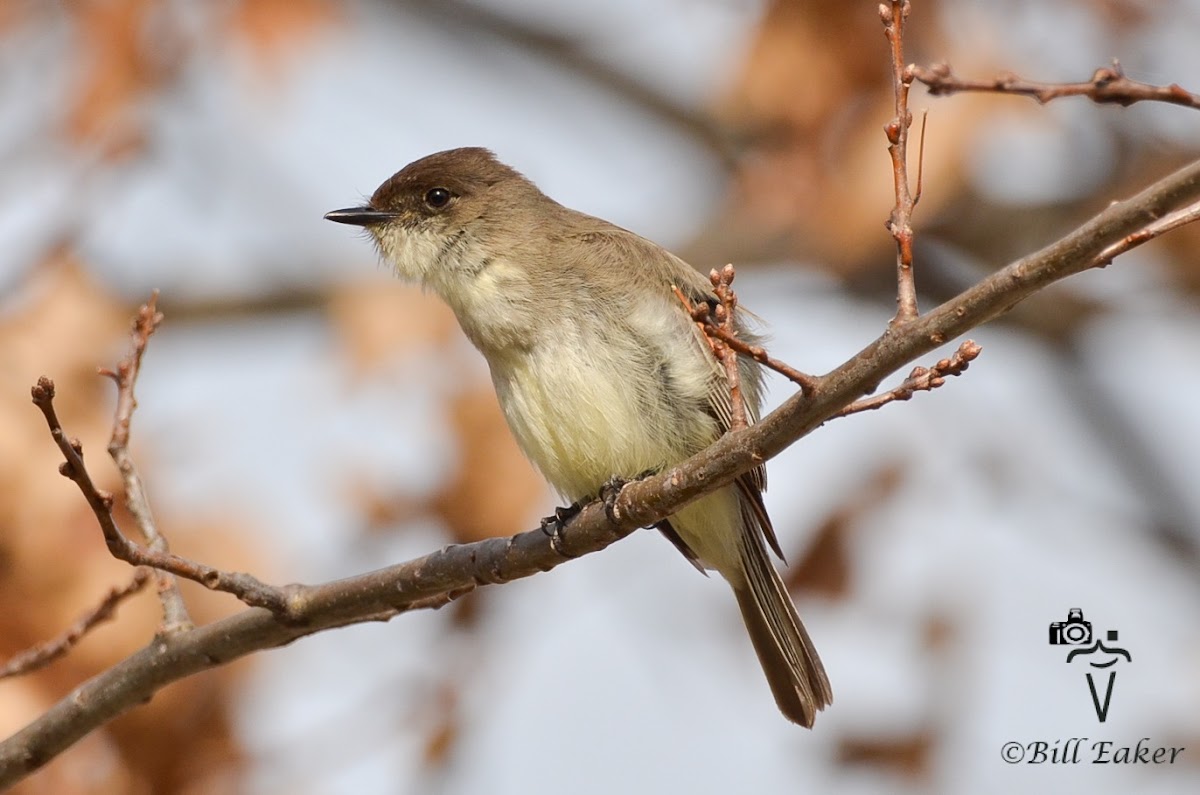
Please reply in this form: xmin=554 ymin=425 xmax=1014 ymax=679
xmin=914 ymin=110 xmax=928 ymax=205
xmin=912 ymin=60 xmax=1200 ymax=111
xmin=881 ymin=0 xmax=920 ymax=325
xmin=710 ymin=265 xmax=749 ymax=431
xmin=672 ymin=284 xmax=820 ymax=395
xmin=0 ymin=465 xmax=641 ymax=787
xmin=1092 ymin=200 xmax=1200 ymax=267
xmin=30 ymin=377 xmax=289 ymax=615
xmin=98 ymin=292 xmax=192 ymax=632
xmin=0 ymin=571 xmax=151 ymax=679
xmin=835 ymin=340 xmax=982 ymax=418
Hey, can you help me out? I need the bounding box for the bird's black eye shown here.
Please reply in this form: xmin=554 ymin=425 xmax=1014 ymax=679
xmin=424 ymin=187 xmax=452 ymax=208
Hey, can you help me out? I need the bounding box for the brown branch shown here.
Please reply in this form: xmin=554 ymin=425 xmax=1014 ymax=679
xmin=719 ymin=332 xmax=820 ymax=395
xmin=911 ymin=60 xmax=1200 ymax=111
xmin=709 ymin=265 xmax=748 ymax=431
xmin=29 ymin=377 xmax=289 ymax=616
xmin=98 ymin=292 xmax=192 ymax=632
xmin=881 ymin=0 xmax=920 ymax=325
xmin=835 ymin=340 xmax=982 ymax=418
xmin=0 ymin=571 xmax=151 ymax=679
xmin=0 ymin=472 xmax=638 ymax=786
xmin=672 ymin=284 xmax=820 ymax=395
xmin=1092 ymin=200 xmax=1200 ymax=267
xmin=913 ymin=110 xmax=928 ymax=205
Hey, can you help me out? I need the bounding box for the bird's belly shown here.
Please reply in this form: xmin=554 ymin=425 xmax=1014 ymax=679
xmin=491 ymin=346 xmax=710 ymax=502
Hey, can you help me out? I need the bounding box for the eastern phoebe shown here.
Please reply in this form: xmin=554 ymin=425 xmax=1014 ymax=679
xmin=326 ymin=148 xmax=832 ymax=726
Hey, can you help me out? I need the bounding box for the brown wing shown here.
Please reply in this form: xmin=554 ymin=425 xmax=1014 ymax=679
xmin=656 ymin=519 xmax=707 ymax=573
xmin=571 ymin=223 xmax=783 ymax=562
xmin=670 ymin=282 xmax=784 ymax=562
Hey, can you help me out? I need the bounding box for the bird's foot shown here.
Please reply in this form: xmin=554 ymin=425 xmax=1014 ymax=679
xmin=540 ymin=502 xmax=583 ymax=558
xmin=599 ymin=470 xmax=656 ymax=524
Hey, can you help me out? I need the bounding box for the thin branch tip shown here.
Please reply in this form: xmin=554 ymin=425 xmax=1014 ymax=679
xmin=836 ymin=339 xmax=983 ymax=419
xmin=912 ymin=61 xmax=1200 ymax=111
xmin=672 ymin=272 xmax=819 ymax=395
xmin=883 ymin=0 xmax=920 ymax=324
xmin=31 ymin=376 xmax=55 ymax=402
xmin=1 ymin=571 xmax=151 ymax=680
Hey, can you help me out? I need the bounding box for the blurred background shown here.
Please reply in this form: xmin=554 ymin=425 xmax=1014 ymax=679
xmin=2 ymin=0 xmax=1199 ymax=793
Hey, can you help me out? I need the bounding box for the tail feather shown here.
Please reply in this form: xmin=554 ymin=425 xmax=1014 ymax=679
xmin=733 ymin=523 xmax=833 ymax=727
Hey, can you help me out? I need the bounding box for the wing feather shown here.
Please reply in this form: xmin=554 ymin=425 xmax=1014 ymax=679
xmin=572 ymin=225 xmax=782 ymax=562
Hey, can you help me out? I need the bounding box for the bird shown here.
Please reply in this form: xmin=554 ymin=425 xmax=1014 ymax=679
xmin=326 ymin=147 xmax=832 ymax=726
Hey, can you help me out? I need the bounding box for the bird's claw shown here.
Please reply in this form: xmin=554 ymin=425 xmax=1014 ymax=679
xmin=598 ymin=476 xmax=627 ymax=524
xmin=540 ymin=502 xmax=582 ymax=558
xmin=599 ymin=470 xmax=654 ymax=525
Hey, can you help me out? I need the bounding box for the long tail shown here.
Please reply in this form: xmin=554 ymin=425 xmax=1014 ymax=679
xmin=732 ymin=521 xmax=833 ymax=727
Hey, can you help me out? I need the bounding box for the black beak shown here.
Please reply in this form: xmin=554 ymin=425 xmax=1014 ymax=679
xmin=324 ymin=207 xmax=398 ymax=226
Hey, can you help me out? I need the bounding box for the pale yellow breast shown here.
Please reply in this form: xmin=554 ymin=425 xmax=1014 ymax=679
xmin=490 ymin=313 xmax=717 ymax=502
